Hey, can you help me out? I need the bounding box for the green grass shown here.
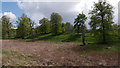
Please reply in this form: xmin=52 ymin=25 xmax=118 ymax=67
xmin=77 ymin=43 xmax=119 ymax=54
xmin=2 ymin=51 xmax=15 ymax=56
xmin=24 ymin=33 xmax=94 ymax=44
xmin=2 ymin=51 xmax=39 ymax=66
xmin=22 ymin=32 xmax=120 ymax=45
xmin=90 ymin=44 xmax=118 ymax=52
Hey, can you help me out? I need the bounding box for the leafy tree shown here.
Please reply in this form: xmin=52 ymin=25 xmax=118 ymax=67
xmin=118 ymin=25 xmax=120 ymax=39
xmin=112 ymin=24 xmax=120 ymax=40
xmin=65 ymin=22 xmax=73 ymax=33
xmin=74 ymin=23 xmax=80 ymax=34
xmin=34 ymin=26 xmax=40 ymax=36
xmin=1 ymin=16 xmax=12 ymax=39
xmin=10 ymin=29 xmax=16 ymax=38
xmin=74 ymin=23 xmax=87 ymax=33
xmin=16 ymin=13 xmax=31 ymax=39
xmin=29 ymin=18 xmax=35 ymax=38
xmin=89 ymin=0 xmax=114 ymax=44
xmin=111 ymin=24 xmax=120 ymax=42
xmin=0 ymin=20 xmax=2 ymax=38
xmin=1 ymin=16 xmax=8 ymax=38
xmin=74 ymin=26 xmax=80 ymax=34
xmin=61 ymin=23 xmax=65 ymax=33
xmin=112 ymin=24 xmax=118 ymax=36
xmin=39 ymin=18 xmax=50 ymax=34
xmin=50 ymin=12 xmax=62 ymax=35
xmin=74 ymin=12 xmax=87 ymax=45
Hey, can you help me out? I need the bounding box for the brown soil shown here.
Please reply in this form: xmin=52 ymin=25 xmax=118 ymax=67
xmin=2 ymin=40 xmax=118 ymax=66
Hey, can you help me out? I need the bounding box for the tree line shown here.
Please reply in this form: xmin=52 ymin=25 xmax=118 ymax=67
xmin=1 ymin=1 xmax=120 ymax=45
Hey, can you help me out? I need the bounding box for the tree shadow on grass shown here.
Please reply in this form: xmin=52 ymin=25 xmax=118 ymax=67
xmin=69 ymin=42 xmax=119 ymax=54
xmin=36 ymin=34 xmax=62 ymax=41
xmin=62 ymin=33 xmax=81 ymax=42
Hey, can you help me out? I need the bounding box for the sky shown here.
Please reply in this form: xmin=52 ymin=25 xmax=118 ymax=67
xmin=1 ymin=0 xmax=120 ymax=28
xmin=2 ymin=2 xmax=24 ymax=19
xmin=2 ymin=2 xmax=24 ymax=23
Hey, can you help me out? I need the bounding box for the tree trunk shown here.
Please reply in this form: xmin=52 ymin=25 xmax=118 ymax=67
xmin=102 ymin=15 xmax=106 ymax=44
xmin=7 ymin=22 xmax=10 ymax=39
xmin=77 ymin=26 xmax=79 ymax=34
xmin=82 ymin=24 xmax=85 ymax=45
xmin=7 ymin=27 xmax=10 ymax=38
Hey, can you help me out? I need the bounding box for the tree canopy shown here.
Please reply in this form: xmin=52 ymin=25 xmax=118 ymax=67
xmin=89 ymin=0 xmax=114 ymax=44
xmin=50 ymin=12 xmax=63 ymax=35
xmin=39 ymin=18 xmax=50 ymax=34
xmin=16 ymin=13 xmax=31 ymax=39
xmin=74 ymin=13 xmax=87 ymax=45
xmin=1 ymin=16 xmax=12 ymax=38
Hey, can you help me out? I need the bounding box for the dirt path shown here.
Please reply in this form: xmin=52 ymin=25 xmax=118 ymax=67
xmin=2 ymin=40 xmax=118 ymax=66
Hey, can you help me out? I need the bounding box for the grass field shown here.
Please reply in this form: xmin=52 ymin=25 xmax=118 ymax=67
xmin=23 ymin=33 xmax=119 ymax=45
xmin=24 ymin=33 xmax=95 ymax=44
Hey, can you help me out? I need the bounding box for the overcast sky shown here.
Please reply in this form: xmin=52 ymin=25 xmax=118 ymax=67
xmin=1 ymin=0 xmax=120 ymax=28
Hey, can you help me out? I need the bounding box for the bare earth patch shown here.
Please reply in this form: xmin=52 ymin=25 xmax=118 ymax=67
xmin=2 ymin=40 xmax=118 ymax=66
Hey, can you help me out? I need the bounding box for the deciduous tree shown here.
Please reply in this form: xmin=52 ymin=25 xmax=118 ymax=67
xmin=65 ymin=22 xmax=73 ymax=33
xmin=50 ymin=12 xmax=62 ymax=35
xmin=61 ymin=23 xmax=65 ymax=33
xmin=89 ymin=0 xmax=114 ymax=44
xmin=16 ymin=13 xmax=31 ymax=39
xmin=1 ymin=16 xmax=12 ymax=38
xmin=74 ymin=12 xmax=87 ymax=45
xmin=39 ymin=18 xmax=50 ymax=34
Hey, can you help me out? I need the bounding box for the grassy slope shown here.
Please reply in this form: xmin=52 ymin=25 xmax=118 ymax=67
xmin=25 ymin=32 xmax=119 ymax=44
xmin=25 ymin=33 xmax=94 ymax=44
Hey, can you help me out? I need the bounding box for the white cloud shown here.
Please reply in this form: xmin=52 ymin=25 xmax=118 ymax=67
xmin=108 ymin=0 xmax=120 ymax=24
xmin=3 ymin=12 xmax=17 ymax=22
xmin=0 ymin=13 xmax=3 ymax=22
xmin=0 ymin=13 xmax=2 ymax=18
xmin=75 ymin=0 xmax=120 ymax=22
xmin=17 ymin=0 xmax=120 ymax=28
xmin=17 ymin=0 xmax=82 ymax=2
xmin=17 ymin=2 xmax=79 ymax=25
xmin=2 ymin=0 xmax=17 ymax=2
xmin=0 ymin=12 xmax=17 ymax=29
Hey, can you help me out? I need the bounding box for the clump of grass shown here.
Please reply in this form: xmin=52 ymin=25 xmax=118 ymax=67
xmin=2 ymin=51 xmax=15 ymax=56
xmin=57 ymin=47 xmax=62 ymax=51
